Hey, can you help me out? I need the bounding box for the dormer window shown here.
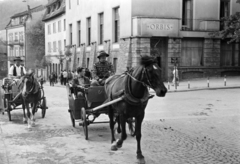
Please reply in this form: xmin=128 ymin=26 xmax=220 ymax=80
xmin=47 ymin=7 xmax=51 ymax=14
xmin=57 ymin=1 xmax=61 ymax=9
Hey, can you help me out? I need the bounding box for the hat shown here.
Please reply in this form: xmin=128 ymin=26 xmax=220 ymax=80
xmin=13 ymin=57 xmax=23 ymax=61
xmin=97 ymin=50 xmax=109 ymax=58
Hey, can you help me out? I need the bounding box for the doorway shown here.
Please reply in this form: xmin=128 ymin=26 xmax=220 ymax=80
xmin=150 ymin=37 xmax=168 ymax=81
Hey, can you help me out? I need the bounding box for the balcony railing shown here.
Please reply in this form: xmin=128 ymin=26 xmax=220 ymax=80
xmin=8 ymin=40 xmax=24 ymax=46
xmin=181 ymin=19 xmax=220 ymax=31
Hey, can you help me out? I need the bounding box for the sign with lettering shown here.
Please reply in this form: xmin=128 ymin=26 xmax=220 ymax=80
xmin=146 ymin=23 xmax=173 ymax=31
xmin=133 ymin=18 xmax=178 ymax=36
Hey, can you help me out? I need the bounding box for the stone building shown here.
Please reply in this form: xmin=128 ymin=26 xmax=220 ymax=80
xmin=65 ymin=0 xmax=240 ymax=80
xmin=42 ymin=0 xmax=66 ymax=77
xmin=5 ymin=5 xmax=46 ymax=70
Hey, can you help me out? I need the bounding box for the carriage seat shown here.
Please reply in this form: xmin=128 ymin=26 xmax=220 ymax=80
xmin=85 ymin=86 xmax=107 ymax=108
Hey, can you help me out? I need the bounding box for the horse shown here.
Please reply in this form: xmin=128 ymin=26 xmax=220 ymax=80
xmin=105 ymin=55 xmax=167 ymax=164
xmin=21 ymin=73 xmax=41 ymax=128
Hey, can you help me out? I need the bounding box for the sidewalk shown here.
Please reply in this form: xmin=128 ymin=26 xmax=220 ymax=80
xmin=161 ymin=76 xmax=240 ymax=93
xmin=43 ymin=76 xmax=240 ymax=93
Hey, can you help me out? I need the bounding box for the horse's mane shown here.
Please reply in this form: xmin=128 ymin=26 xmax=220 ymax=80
xmin=139 ymin=55 xmax=157 ymax=67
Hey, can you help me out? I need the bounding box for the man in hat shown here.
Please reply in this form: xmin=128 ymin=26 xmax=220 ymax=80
xmin=91 ymin=50 xmax=115 ymax=86
xmin=9 ymin=57 xmax=26 ymax=78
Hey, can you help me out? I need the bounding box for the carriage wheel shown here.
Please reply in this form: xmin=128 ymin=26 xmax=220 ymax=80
xmin=4 ymin=99 xmax=11 ymax=121
xmin=81 ymin=107 xmax=88 ymax=140
xmin=128 ymin=117 xmax=135 ymax=137
xmin=41 ymin=97 xmax=47 ymax=118
xmin=69 ymin=109 xmax=75 ymax=127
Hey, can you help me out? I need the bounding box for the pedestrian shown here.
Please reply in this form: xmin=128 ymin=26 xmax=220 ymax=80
xmin=67 ymin=70 xmax=73 ymax=82
xmin=60 ymin=70 xmax=63 ymax=85
xmin=63 ymin=70 xmax=68 ymax=85
xmin=172 ymin=66 xmax=179 ymax=86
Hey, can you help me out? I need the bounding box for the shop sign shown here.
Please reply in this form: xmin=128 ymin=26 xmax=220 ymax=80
xmin=146 ymin=23 xmax=173 ymax=31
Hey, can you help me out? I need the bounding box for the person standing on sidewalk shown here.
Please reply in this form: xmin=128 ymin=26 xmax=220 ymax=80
xmin=172 ymin=66 xmax=179 ymax=86
xmin=63 ymin=70 xmax=68 ymax=85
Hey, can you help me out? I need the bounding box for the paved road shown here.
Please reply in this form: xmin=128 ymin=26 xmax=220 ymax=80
xmin=0 ymin=85 xmax=240 ymax=164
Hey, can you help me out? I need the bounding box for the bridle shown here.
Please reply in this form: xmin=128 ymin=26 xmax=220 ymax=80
xmin=22 ymin=75 xmax=35 ymax=97
xmin=126 ymin=66 xmax=153 ymax=88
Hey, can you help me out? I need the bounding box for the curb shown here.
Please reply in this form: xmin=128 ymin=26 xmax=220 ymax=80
xmin=149 ymin=86 xmax=240 ymax=93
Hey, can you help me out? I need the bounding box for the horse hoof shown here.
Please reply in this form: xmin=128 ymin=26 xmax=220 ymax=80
xmin=137 ymin=158 xmax=146 ymax=164
xmin=111 ymin=144 xmax=118 ymax=151
xmin=116 ymin=139 xmax=122 ymax=148
xmin=23 ymin=118 xmax=27 ymax=123
xmin=27 ymin=125 xmax=32 ymax=129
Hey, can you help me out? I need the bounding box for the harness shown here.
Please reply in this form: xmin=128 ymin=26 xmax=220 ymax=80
xmin=22 ymin=76 xmax=40 ymax=98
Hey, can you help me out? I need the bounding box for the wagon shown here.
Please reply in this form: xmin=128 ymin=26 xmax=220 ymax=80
xmin=1 ymin=77 xmax=47 ymax=121
xmin=66 ymin=83 xmax=135 ymax=140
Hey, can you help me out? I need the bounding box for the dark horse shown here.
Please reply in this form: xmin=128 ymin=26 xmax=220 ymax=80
xmin=105 ymin=55 xmax=167 ymax=164
xmin=21 ymin=73 xmax=41 ymax=128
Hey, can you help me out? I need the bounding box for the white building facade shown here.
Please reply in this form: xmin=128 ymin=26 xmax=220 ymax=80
xmin=42 ymin=0 xmax=66 ymax=77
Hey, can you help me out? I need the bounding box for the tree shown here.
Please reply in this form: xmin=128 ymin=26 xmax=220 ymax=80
xmin=211 ymin=1 xmax=240 ymax=43
xmin=26 ymin=19 xmax=45 ymax=68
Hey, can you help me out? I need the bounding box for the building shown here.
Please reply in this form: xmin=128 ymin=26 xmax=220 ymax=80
xmin=65 ymin=0 xmax=240 ymax=80
xmin=42 ymin=0 xmax=66 ymax=77
xmin=0 ymin=39 xmax=7 ymax=79
xmin=5 ymin=5 xmax=45 ymax=70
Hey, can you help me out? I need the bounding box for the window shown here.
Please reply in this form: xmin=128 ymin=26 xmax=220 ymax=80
xmin=58 ymin=40 xmax=62 ymax=51
xmin=87 ymin=17 xmax=91 ymax=45
xmin=15 ymin=47 xmax=19 ymax=56
xmin=220 ymin=0 xmax=230 ymax=30
xmin=9 ymin=33 xmax=13 ymax=41
xmin=69 ymin=0 xmax=71 ymax=9
xmin=53 ymin=41 xmax=57 ymax=52
xmin=64 ymin=19 xmax=66 ymax=31
xmin=87 ymin=58 xmax=90 ymax=68
xmin=48 ymin=24 xmax=51 ymax=34
xmin=10 ymin=47 xmax=13 ymax=56
xmin=220 ymin=40 xmax=240 ymax=66
xmin=15 ymin=32 xmax=18 ymax=41
xmin=99 ymin=13 xmax=104 ymax=45
xmin=181 ymin=38 xmax=204 ymax=66
xmin=48 ymin=42 xmax=51 ymax=52
xmin=182 ymin=0 xmax=193 ymax=30
xmin=69 ymin=24 xmax=72 ymax=45
xmin=113 ymin=58 xmax=118 ymax=72
xmin=53 ymin=22 xmax=56 ymax=33
xmin=58 ymin=20 xmax=61 ymax=32
xmin=64 ymin=39 xmax=66 ymax=49
xmin=77 ymin=21 xmax=81 ymax=47
xmin=113 ymin=7 xmax=120 ymax=43
xmin=19 ymin=32 xmax=23 ymax=41
xmin=19 ymin=47 xmax=23 ymax=56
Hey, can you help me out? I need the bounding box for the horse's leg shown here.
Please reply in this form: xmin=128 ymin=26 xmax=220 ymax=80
xmin=25 ymin=102 xmax=32 ymax=128
xmin=135 ymin=113 xmax=145 ymax=164
xmin=115 ymin=114 xmax=127 ymax=149
xmin=117 ymin=116 xmax=121 ymax=133
xmin=31 ymin=101 xmax=37 ymax=126
xmin=22 ymin=102 xmax=27 ymax=123
xmin=109 ymin=106 xmax=117 ymax=150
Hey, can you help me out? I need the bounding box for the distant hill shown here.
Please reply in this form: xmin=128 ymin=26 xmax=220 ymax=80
xmin=0 ymin=0 xmax=48 ymax=30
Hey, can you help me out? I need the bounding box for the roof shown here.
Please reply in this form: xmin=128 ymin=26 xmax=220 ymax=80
xmin=11 ymin=5 xmax=45 ymax=18
xmin=42 ymin=0 xmax=65 ymax=22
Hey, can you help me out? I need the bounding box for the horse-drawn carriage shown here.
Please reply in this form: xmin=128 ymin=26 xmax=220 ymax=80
xmin=66 ymin=84 xmax=135 ymax=140
xmin=1 ymin=76 xmax=47 ymax=121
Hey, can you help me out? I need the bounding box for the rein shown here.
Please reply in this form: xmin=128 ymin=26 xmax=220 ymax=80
xmin=125 ymin=67 xmax=153 ymax=88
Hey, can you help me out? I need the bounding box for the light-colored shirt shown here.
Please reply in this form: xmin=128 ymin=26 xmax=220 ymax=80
xmin=9 ymin=64 xmax=26 ymax=77
xmin=63 ymin=71 xmax=68 ymax=78
xmin=173 ymin=69 xmax=179 ymax=78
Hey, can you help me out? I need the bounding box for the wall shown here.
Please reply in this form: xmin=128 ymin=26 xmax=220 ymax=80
xmin=44 ymin=14 xmax=66 ymax=64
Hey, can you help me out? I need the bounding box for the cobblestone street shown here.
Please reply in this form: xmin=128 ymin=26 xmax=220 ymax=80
xmin=0 ymin=84 xmax=240 ymax=164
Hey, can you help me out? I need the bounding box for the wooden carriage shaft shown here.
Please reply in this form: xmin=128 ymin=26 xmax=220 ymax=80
xmin=90 ymin=96 xmax=124 ymax=113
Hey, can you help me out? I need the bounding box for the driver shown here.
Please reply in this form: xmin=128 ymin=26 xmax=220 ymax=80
xmin=9 ymin=57 xmax=26 ymax=79
xmin=91 ymin=51 xmax=115 ymax=86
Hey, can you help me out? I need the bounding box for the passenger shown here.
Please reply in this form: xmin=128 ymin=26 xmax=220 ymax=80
xmin=8 ymin=57 xmax=26 ymax=79
xmin=72 ymin=67 xmax=90 ymax=98
xmin=91 ymin=50 xmax=115 ymax=86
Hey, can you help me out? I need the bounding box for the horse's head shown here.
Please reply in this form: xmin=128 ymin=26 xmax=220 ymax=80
xmin=22 ymin=72 xmax=35 ymax=97
xmin=140 ymin=55 xmax=167 ymax=97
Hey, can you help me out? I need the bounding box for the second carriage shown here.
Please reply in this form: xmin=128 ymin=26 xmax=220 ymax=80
xmin=66 ymin=83 xmax=135 ymax=140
